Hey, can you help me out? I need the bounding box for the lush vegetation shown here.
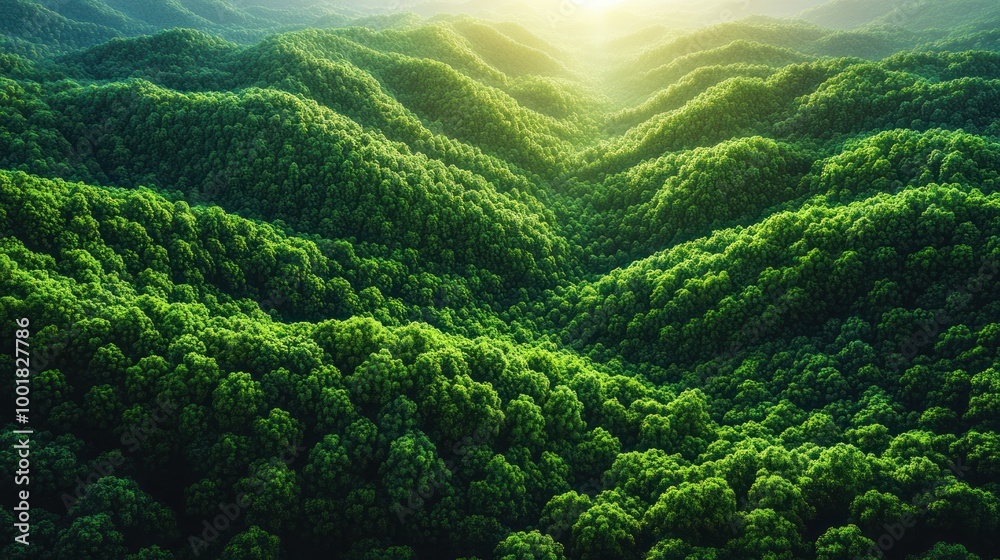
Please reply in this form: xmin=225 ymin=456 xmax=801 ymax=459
xmin=1 ymin=1 xmax=1000 ymax=559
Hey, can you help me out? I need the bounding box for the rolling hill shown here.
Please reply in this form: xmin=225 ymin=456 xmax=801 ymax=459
xmin=2 ymin=1 xmax=1000 ymax=559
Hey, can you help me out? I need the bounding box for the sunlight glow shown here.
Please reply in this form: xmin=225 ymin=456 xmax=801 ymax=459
xmin=583 ymin=0 xmax=627 ymax=9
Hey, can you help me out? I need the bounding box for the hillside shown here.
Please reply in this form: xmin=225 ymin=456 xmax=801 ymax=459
xmin=797 ymin=0 xmax=899 ymax=30
xmin=2 ymin=1 xmax=1000 ymax=560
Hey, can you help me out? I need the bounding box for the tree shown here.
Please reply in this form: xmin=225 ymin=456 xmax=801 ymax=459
xmin=726 ymin=508 xmax=804 ymax=560
xmin=314 ymin=317 xmax=394 ymax=374
xmin=814 ymin=525 xmax=876 ymax=560
xmin=380 ymin=430 xmax=450 ymax=506
xmin=420 ymin=372 xmax=504 ymax=444
xmin=907 ymin=542 xmax=981 ymax=560
xmin=125 ymin=546 xmax=174 ymax=560
xmin=68 ymin=476 xmax=177 ymax=544
xmin=573 ymin=427 xmax=621 ymax=480
xmin=469 ymin=453 xmax=528 ymax=524
xmin=220 ymin=526 xmax=280 ymax=560
xmin=803 ymin=444 xmax=873 ymax=510
xmin=544 ymin=385 xmax=587 ymax=442
xmin=495 ymin=530 xmax=565 ymax=560
xmin=747 ymin=474 xmax=815 ymax=528
xmin=571 ymin=501 xmax=640 ymax=560
xmin=540 ymin=491 xmax=592 ymax=542
xmin=504 ymin=394 xmax=547 ymax=453
xmin=240 ymin=459 xmax=302 ymax=533
xmin=349 ymin=348 xmax=410 ymax=408
xmin=924 ymin=482 xmax=1000 ymax=535
xmin=850 ymin=490 xmax=918 ymax=533
xmin=643 ymin=477 xmax=737 ymax=546
xmin=302 ymin=433 xmax=352 ymax=496
xmin=965 ymin=367 xmax=1000 ymax=430
xmin=661 ymin=389 xmax=717 ymax=458
xmin=252 ymin=407 xmax=303 ymax=459
xmin=55 ymin=514 xmax=126 ymax=560
xmin=213 ymin=371 xmax=265 ymax=432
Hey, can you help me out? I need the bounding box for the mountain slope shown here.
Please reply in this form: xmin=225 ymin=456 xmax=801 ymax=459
xmin=2 ymin=5 xmax=1000 ymax=560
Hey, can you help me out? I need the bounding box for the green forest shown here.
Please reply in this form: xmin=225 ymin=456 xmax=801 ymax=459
xmin=1 ymin=0 xmax=999 ymax=558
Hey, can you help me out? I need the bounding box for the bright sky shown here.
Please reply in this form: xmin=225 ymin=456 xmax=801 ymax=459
xmin=583 ymin=0 xmax=627 ymax=9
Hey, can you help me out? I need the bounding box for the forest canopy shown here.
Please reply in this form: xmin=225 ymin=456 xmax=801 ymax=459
xmin=1 ymin=1 xmax=1000 ymax=559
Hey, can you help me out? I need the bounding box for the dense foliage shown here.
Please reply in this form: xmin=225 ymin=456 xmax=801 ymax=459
xmin=2 ymin=1 xmax=1000 ymax=559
